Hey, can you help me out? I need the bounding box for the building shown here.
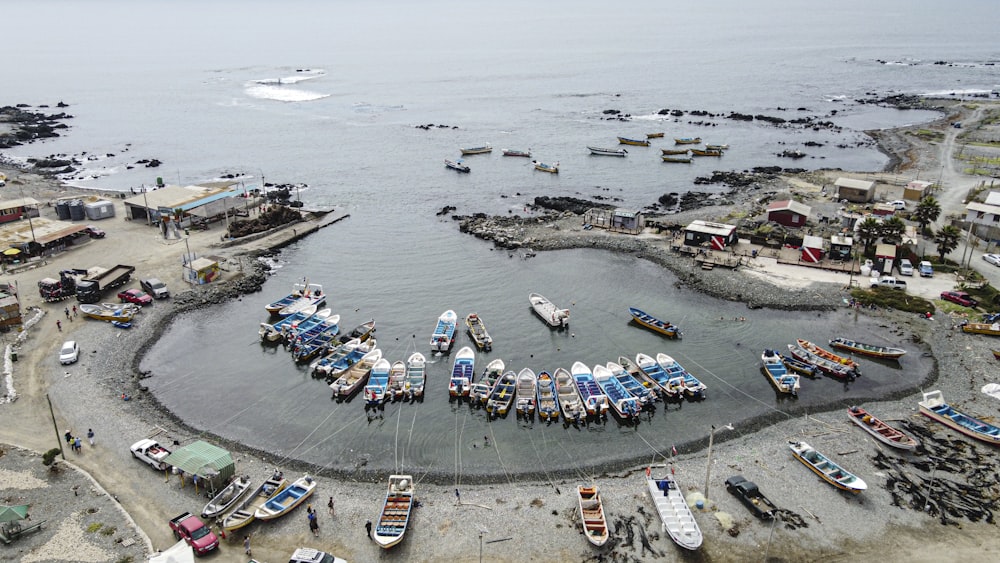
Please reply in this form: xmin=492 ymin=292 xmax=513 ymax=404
xmin=683 ymin=220 xmax=737 ymax=250
xmin=800 ymin=235 xmax=824 ymax=263
xmin=834 ymin=178 xmax=875 ymax=203
xmin=0 ymin=197 xmax=40 ymax=225
xmin=871 ymin=203 xmax=897 ymax=216
xmin=829 ymin=235 xmax=853 ymax=261
xmin=874 ymin=243 xmax=897 ymax=275
xmin=903 ymin=180 xmax=933 ymax=201
xmin=122 ymin=182 xmax=245 ymax=226
xmin=582 ymin=208 xmax=644 ymax=234
xmin=766 ymin=200 xmax=811 ymax=227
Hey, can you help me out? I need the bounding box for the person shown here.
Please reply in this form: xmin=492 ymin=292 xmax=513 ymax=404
xmin=87 ymin=428 xmax=95 ymax=446
xmin=243 ymin=535 xmax=251 ymax=556
xmin=455 ymin=488 xmax=461 ymax=505
xmin=65 ymin=430 xmax=73 ymax=443
xmin=327 ymin=496 xmax=335 ymax=517
xmin=56 ymin=320 xmax=62 ymax=332
xmin=365 ymin=520 xmax=372 ymax=538
xmin=74 ymin=436 xmax=82 ymax=453
xmin=308 ymin=511 xmax=319 ymax=536
xmin=72 ymin=305 xmax=77 ymax=317
xmin=65 ymin=307 xmax=70 ymax=319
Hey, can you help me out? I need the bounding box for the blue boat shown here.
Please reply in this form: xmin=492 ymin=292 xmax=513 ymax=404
xmin=280 ymin=308 xmax=332 ymax=344
xmin=761 ymin=349 xmax=800 ymax=396
xmin=571 ymin=361 xmax=608 ymax=417
xmin=486 ymin=371 xmax=517 ymax=416
xmin=634 ymin=353 xmax=685 ymax=400
xmin=535 ymin=370 xmax=561 ymax=422
xmin=656 ymin=353 xmax=707 ymax=400
xmin=253 ymin=475 xmax=317 ymax=520
xmin=289 ymin=315 xmax=342 ymax=363
xmin=448 ymin=346 xmax=476 ymax=398
xmin=606 ymin=361 xmax=657 ymax=407
xmin=313 ymin=337 xmax=377 ymax=379
xmin=780 ymin=353 xmax=818 ymax=377
xmin=258 ymin=304 xmax=319 ymax=343
xmin=430 ymin=310 xmax=457 ymax=353
xmin=919 ymin=390 xmax=1000 ymax=445
xmin=364 ymin=358 xmax=391 ymax=406
xmin=593 ymin=364 xmax=639 ymax=421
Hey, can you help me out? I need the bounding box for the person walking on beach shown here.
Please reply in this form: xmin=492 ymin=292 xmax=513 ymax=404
xmin=365 ymin=520 xmax=372 ymax=539
xmin=327 ymin=496 xmax=335 ymax=517
xmin=243 ymin=535 xmax=251 ymax=556
xmin=308 ymin=510 xmax=319 ymax=536
xmin=74 ymin=436 xmax=82 ymax=453
xmin=65 ymin=307 xmax=71 ymax=319
xmin=87 ymin=428 xmax=95 ymax=446
xmin=56 ymin=320 xmax=62 ymax=332
xmin=72 ymin=305 xmax=77 ymax=317
xmin=455 ymin=488 xmax=461 ymax=505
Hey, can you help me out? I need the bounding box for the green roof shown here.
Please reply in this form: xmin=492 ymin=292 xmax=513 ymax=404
xmin=162 ymin=440 xmax=234 ymax=483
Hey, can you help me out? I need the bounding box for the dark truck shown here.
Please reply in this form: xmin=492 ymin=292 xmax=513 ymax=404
xmin=725 ymin=475 xmax=778 ymax=520
xmin=38 ymin=265 xmax=136 ymax=303
xmin=168 ymin=512 xmax=219 ymax=556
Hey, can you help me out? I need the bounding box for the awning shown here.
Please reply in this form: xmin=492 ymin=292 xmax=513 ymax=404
xmin=162 ymin=440 xmax=234 ymax=483
xmin=0 ymin=505 xmax=29 ymax=523
xmin=35 ymin=224 xmax=90 ymax=245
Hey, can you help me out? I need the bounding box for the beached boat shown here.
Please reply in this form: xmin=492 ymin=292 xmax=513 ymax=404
xmin=79 ymin=303 xmax=137 ymax=323
xmin=593 ymin=364 xmax=640 ymax=421
xmin=314 ymin=337 xmax=377 ymax=379
xmin=607 ymin=361 xmax=657 ymax=407
xmin=674 ymin=137 xmax=702 ymax=145
xmin=280 ymin=308 xmax=332 ymax=344
xmin=364 ymin=357 xmax=392 ymax=407
xmin=372 ymin=475 xmax=414 ymax=549
xmin=465 ymin=313 xmax=493 ymax=351
xmin=254 ymin=474 xmax=317 ymax=520
xmin=657 ymin=353 xmax=707 ymax=400
xmin=705 ymin=144 xmax=729 ymax=151
xmin=787 ymin=342 xmax=856 ymax=380
xmin=460 ymin=145 xmax=492 ymax=155
xmin=404 ymin=352 xmax=427 ymax=400
xmin=960 ymin=322 xmax=1000 ymax=336
xmin=201 ymin=475 xmax=253 ymax=520
xmin=617 ymin=136 xmax=650 ymax=146
xmin=760 ymin=349 xmax=800 ymax=396
xmin=289 ymin=314 xmax=341 ymax=362
xmin=780 ymin=353 xmax=818 ymax=377
xmin=514 ymin=367 xmax=537 ymax=417
xmin=918 ymin=390 xmax=1000 ymax=445
xmin=847 ymin=406 xmax=919 ymax=451
xmin=634 ymin=353 xmax=685 ymax=400
xmin=993 ymin=349 xmax=1000 ymax=361
xmin=588 ymin=146 xmax=628 ymax=157
xmin=445 ymin=159 xmax=470 ymax=173
xmin=797 ymin=339 xmax=862 ymax=375
xmin=471 ymin=358 xmax=504 ymax=404
xmin=502 ymin=148 xmax=531 ymax=157
xmin=661 ymin=148 xmax=690 ymax=155
xmin=828 ymin=337 xmax=906 ymax=360
xmin=645 ymin=467 xmax=702 ymax=550
xmin=220 ymin=475 xmax=288 ymax=532
xmin=486 ymin=371 xmax=517 ymax=416
xmin=646 ymin=132 xmax=665 ymax=139
xmin=577 ymin=485 xmax=610 ymax=547
xmin=264 ymin=281 xmax=323 ymax=315
xmin=661 ymin=156 xmax=693 ymax=163
xmin=430 ymin=310 xmax=458 ymax=353
xmin=554 ymin=367 xmax=586 ymax=423
xmin=535 ymin=370 xmax=560 ymax=422
xmin=329 ymin=348 xmax=382 ymax=399
xmin=628 ymin=307 xmax=681 ymax=339
xmin=258 ymin=305 xmax=318 ymax=343
xmin=787 ymin=441 xmax=867 ymax=493
xmin=448 ymin=346 xmax=476 ymax=398
xmin=532 ymin=160 xmax=559 ymax=173
xmin=386 ymin=360 xmax=408 ymax=402
xmin=571 ymin=361 xmax=609 ymax=417
xmin=529 ymin=292 xmax=570 ymax=328
xmin=690 ymin=148 xmax=722 ymax=157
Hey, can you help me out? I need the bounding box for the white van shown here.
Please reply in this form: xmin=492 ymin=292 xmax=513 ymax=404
xmin=897 ymin=258 xmax=913 ymax=276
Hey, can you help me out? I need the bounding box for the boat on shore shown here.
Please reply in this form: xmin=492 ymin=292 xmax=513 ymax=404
xmin=404 ymin=352 xmax=427 ymax=400
xmin=628 ymin=307 xmax=681 ymax=338
xmin=448 ymin=346 xmax=476 ymax=398
xmin=617 ymin=136 xmax=650 ymax=146
xmin=535 ymin=370 xmax=560 ymax=421
xmin=645 ymin=467 xmax=702 ymax=550
xmin=577 ymin=485 xmax=610 ymax=546
xmin=220 ymin=475 xmax=288 ymax=532
xmin=657 ymin=353 xmax=707 ymax=400
xmin=828 ymin=337 xmax=906 ymax=360
xmin=372 ymin=475 xmax=414 ymax=549
xmin=554 ymin=367 xmax=586 ymax=423
xmin=471 ymin=358 xmax=504 ymax=404
xmin=465 ymin=313 xmax=493 ymax=351
xmin=787 ymin=342 xmax=856 ymax=380
xmin=674 ymin=137 xmax=701 ymax=145
xmin=918 ymin=390 xmax=1000 ymax=445
xmin=514 ymin=367 xmax=537 ymax=417
xmin=532 ymin=160 xmax=559 ymax=173
xmin=571 ymin=361 xmax=609 ymax=417
xmin=761 ymin=349 xmax=800 ymax=396
xmin=264 ymin=281 xmax=323 ymax=316
xmin=847 ymin=406 xmax=919 ymax=450
xmin=79 ymin=303 xmax=137 ymax=323
xmin=486 ymin=370 xmax=517 ymax=416
xmin=445 ymin=159 xmax=470 ymax=173
xmin=788 ymin=441 xmax=867 ymax=493
xmin=661 ymin=156 xmax=693 ymax=163
xmin=607 ymin=361 xmax=657 ymax=407
xmin=587 ymin=146 xmax=628 ymax=157
xmin=201 ymin=475 xmax=253 ymax=520
xmin=797 ymin=339 xmax=861 ymax=375
xmin=460 ymin=145 xmax=492 ymax=155
xmin=959 ymin=321 xmax=1000 ymax=336
xmin=430 ymin=310 xmax=458 ymax=353
xmin=529 ymin=293 xmax=569 ymax=328
xmin=329 ymin=348 xmax=382 ymax=399
xmin=364 ymin=357 xmax=391 ymax=407
xmin=254 ymin=474 xmax=317 ymax=520
xmin=502 ymin=148 xmax=531 ymax=157
xmin=593 ymin=364 xmax=639 ymax=421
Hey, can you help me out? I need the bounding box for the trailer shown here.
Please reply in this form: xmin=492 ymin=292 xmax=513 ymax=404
xmin=75 ymin=265 xmax=135 ymax=303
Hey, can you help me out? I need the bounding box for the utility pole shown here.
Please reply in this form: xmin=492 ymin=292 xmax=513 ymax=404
xmin=47 ymin=393 xmax=66 ymax=461
xmin=703 ymin=423 xmax=733 ymax=503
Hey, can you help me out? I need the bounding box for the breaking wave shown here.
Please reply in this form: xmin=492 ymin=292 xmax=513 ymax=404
xmin=245 ymin=84 xmax=330 ymax=102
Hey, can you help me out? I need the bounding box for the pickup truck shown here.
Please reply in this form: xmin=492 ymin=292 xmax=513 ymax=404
xmin=870 ymin=275 xmax=907 ymax=290
xmin=130 ymin=439 xmax=172 ymax=471
xmin=140 ymin=277 xmax=170 ymax=299
xmin=168 ymin=512 xmax=219 ymax=556
xmin=725 ymin=475 xmax=778 ymax=520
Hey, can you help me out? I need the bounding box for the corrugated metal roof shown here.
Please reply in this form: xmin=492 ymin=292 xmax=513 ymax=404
xmin=123 ymin=182 xmax=241 ymax=212
xmin=967 ymin=201 xmax=1000 ymax=214
xmin=685 ymin=220 xmax=736 ymax=236
xmin=36 ymin=224 xmax=89 ymax=245
xmin=0 ymin=197 xmax=40 ymax=209
xmin=834 ymin=178 xmax=875 ymax=191
xmin=830 ymin=235 xmax=853 ymax=246
xmin=767 ymin=199 xmax=812 ymax=216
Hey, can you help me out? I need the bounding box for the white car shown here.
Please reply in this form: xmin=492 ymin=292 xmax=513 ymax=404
xmin=984 ymin=254 xmax=1000 ymax=267
xmin=897 ymin=258 xmax=913 ymax=276
xmin=888 ymin=200 xmax=907 ymax=210
xmin=59 ymin=341 xmax=80 ymax=365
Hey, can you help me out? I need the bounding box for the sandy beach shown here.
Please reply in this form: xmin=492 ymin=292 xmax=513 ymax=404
xmin=2 ymin=98 xmax=1000 ymax=562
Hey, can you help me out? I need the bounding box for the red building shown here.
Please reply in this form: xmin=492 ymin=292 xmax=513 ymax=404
xmin=766 ymin=200 xmax=811 ymax=227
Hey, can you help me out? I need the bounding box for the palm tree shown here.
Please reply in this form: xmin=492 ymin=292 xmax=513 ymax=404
xmin=933 ymin=225 xmax=962 ymax=262
xmin=913 ymin=196 xmax=941 ymax=235
xmin=879 ymin=216 xmax=906 ymax=245
xmin=855 ymin=217 xmax=881 ymax=255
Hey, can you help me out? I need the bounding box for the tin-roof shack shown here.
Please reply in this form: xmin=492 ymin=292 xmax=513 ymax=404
xmin=683 ymin=220 xmax=737 ymax=250
xmin=835 ymin=178 xmax=875 ymax=203
xmin=766 ymin=200 xmax=811 ymax=227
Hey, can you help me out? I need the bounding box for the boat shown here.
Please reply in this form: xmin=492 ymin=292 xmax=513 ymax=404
xmin=661 ymin=156 xmax=693 ymax=163
xmin=828 ymin=337 xmax=906 ymax=360
xmin=514 ymin=367 xmax=537 ymax=417
xmin=535 ymin=370 xmax=560 ymax=422
xmin=532 ymin=160 xmax=559 ymax=173
xmin=690 ymin=148 xmax=722 ymax=157
xmin=634 ymin=353 xmax=685 ymax=400
xmin=607 ymin=361 xmax=657 ymax=407
xmin=646 ymin=132 xmax=665 ymax=139
xmin=387 ymin=360 xmax=408 ymax=402
xmin=364 ymin=357 xmax=391 ymax=407
xmin=593 ymin=364 xmax=639 ymax=421
xmin=529 ymin=293 xmax=570 ymax=328
xmin=201 ymin=475 xmax=253 ymax=520
xmin=661 ymin=148 xmax=690 ymax=155
xmin=460 ymin=145 xmax=492 ymax=155
xmin=220 ymin=475 xmax=288 ymax=532
xmin=628 ymin=307 xmax=682 ymax=339
xmin=334 ymin=318 xmax=376 ymax=346
xmin=918 ymin=390 xmax=1000 ymax=445
xmin=470 ymin=358 xmax=504 ymax=404
xmin=465 ymin=313 xmax=493 ymax=351
xmin=554 ymin=367 xmax=586 ymax=423
xmin=787 ymin=343 xmax=855 ymax=380
xmin=254 ymin=474 xmax=317 ymax=520
xmin=577 ymin=485 xmax=610 ymax=547
xmin=645 ymin=467 xmax=702 ymax=550
xmin=448 ymin=346 xmax=476 ymax=398
xmin=289 ymin=314 xmax=342 ymax=362
xmin=847 ymin=406 xmax=919 ymax=451
xmin=960 ymin=322 xmax=1000 ymax=336
xmin=430 ymin=310 xmax=458 ymax=353
xmin=79 ymin=303 xmax=137 ymax=323
xmin=445 ymin=159 xmax=470 ymax=173
xmin=617 ymin=136 xmax=650 ymax=147
xmin=372 ymin=475 xmax=414 ymax=549
xmin=571 ymin=361 xmax=609 ymax=417
xmin=277 ymin=284 xmax=326 ymax=317
xmin=657 ymin=353 xmax=707 ymax=400
xmin=264 ymin=280 xmax=323 ymax=315
xmin=258 ymin=304 xmax=318 ymax=343
xmin=797 ymin=339 xmax=861 ymax=375
xmin=705 ymin=144 xmax=729 ymax=151
xmin=111 ymin=320 xmax=132 ymax=329
xmin=787 ymin=441 xmax=867 ymax=493
xmin=993 ymin=349 xmax=1000 ymax=361
xmin=760 ymin=349 xmax=800 ymax=396
xmin=674 ymin=137 xmax=701 ymax=145
xmin=280 ymin=307 xmax=332 ymax=344
xmin=314 ymin=337 xmax=377 ymax=379
xmin=587 ymin=146 xmax=628 ymax=157
xmin=329 ymin=348 xmax=382 ymax=399
xmin=404 ymin=352 xmax=427 ymax=400
xmin=502 ymin=148 xmax=531 ymax=157
xmin=780 ymin=353 xmax=818 ymax=377
xmin=486 ymin=371 xmax=517 ymax=416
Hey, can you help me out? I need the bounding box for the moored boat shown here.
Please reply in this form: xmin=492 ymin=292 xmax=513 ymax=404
xmin=514 ymin=367 xmax=537 ymax=417
xmin=532 ymin=160 xmax=559 ymax=173
xmin=430 ymin=310 xmax=458 ymax=353
xmin=448 ymin=346 xmax=476 ymax=398
xmin=460 ymin=145 xmax=492 ymax=155
xmin=289 ymin=314 xmax=342 ymax=362
xmin=645 ymin=467 xmax=702 ymax=550
xmin=529 ymin=292 xmax=569 ymax=328
xmin=535 ymin=370 xmax=560 ymax=422
xmin=364 ymin=357 xmax=391 ymax=406
xmin=760 ymin=349 xmax=800 ymax=396
xmin=277 ymin=284 xmax=326 ymax=317
xmin=661 ymin=148 xmax=690 ymax=155
xmin=264 ymin=280 xmax=322 ymax=315
xmin=502 ymin=148 xmax=531 ymax=157
xmin=797 ymin=339 xmax=861 ymax=375
xmin=577 ymin=485 xmax=610 ymax=546
xmin=571 ymin=361 xmax=609 ymax=417
xmin=329 ymin=348 xmax=382 ymax=399
xmin=587 ymin=146 xmax=628 ymax=157
xmin=787 ymin=342 xmax=856 ymax=380
xmin=315 ymin=337 xmax=377 ymax=380
xmin=372 ymin=475 xmax=414 ymax=549
xmin=847 ymin=406 xmax=919 ymax=450
xmin=829 ymin=337 xmax=906 ymax=360
xmin=336 ymin=319 xmax=376 ymax=345
xmin=628 ymin=307 xmax=681 ymax=338
xmin=220 ymin=475 xmax=288 ymax=532
xmin=674 ymin=137 xmax=701 ymax=145
xmin=705 ymin=144 xmax=729 ymax=151
xmin=259 ymin=305 xmax=318 ymax=343
xmin=634 ymin=353 xmax=684 ymax=400
xmin=254 ymin=474 xmax=317 ymax=520
xmin=646 ymin=132 xmax=665 ymax=139
xmin=554 ymin=367 xmax=586 ymax=423
xmin=661 ymin=156 xmax=693 ymax=163
xmin=465 ymin=313 xmax=493 ymax=351
xmin=593 ymin=364 xmax=639 ymax=421
xmin=607 ymin=361 xmax=657 ymax=407
xmin=201 ymin=475 xmax=253 ymax=520
xmin=486 ymin=370 xmax=517 ymax=416
xmin=918 ymin=390 xmax=1000 ymax=445
xmin=690 ymin=148 xmax=722 ymax=157
xmin=787 ymin=441 xmax=867 ymax=493
xmin=387 ymin=360 xmax=408 ymax=402
xmin=404 ymin=352 xmax=427 ymax=400
xmin=780 ymin=352 xmax=818 ymax=377
xmin=471 ymin=358 xmax=504 ymax=404
xmin=617 ymin=136 xmax=650 ymax=146
xmin=657 ymin=353 xmax=707 ymax=400
xmin=445 ymin=159 xmax=470 ymax=173
xmin=281 ymin=308 xmax=332 ymax=344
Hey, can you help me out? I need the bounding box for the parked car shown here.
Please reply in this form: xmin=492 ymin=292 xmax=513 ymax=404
xmin=983 ymin=254 xmax=1000 ymax=267
xmin=725 ymin=475 xmax=778 ymax=520
xmin=897 ymin=258 xmax=913 ymax=276
xmin=117 ymin=288 xmax=153 ymax=306
xmin=140 ymin=278 xmax=170 ymax=299
xmin=888 ymin=200 xmax=907 ymax=211
xmin=940 ymin=290 xmax=978 ymax=308
xmin=59 ymin=340 xmax=80 ymax=365
xmin=130 ymin=439 xmax=172 ymax=471
xmin=870 ymin=275 xmax=907 ymax=290
xmin=168 ymin=512 xmax=219 ymax=556
xmin=84 ymin=225 xmax=106 ymax=239
xmin=918 ymin=261 xmax=934 ymax=277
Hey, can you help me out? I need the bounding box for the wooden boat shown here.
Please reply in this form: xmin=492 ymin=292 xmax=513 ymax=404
xmin=289 ymin=314 xmax=342 ymax=362
xmin=607 ymin=361 xmax=657 ymax=407
xmin=918 ymin=390 xmax=1000 ymax=445
xmin=829 ymin=337 xmax=906 ymax=360
xmin=705 ymin=144 xmax=729 ymax=151
xmin=448 ymin=346 xmax=476 ymax=398
xmin=372 ymin=475 xmax=413 ymax=549
xmin=460 ymin=145 xmax=492 ymax=155
xmin=486 ymin=371 xmax=517 ymax=416
xmin=265 ymin=281 xmax=323 ymax=315
xmin=444 ymin=159 xmax=470 ymax=173
xmin=657 ymin=353 xmax=707 ymax=400
xmin=430 ymin=310 xmax=458 ymax=353
xmin=760 ymin=349 xmax=800 ymax=396
xmin=220 ymin=475 xmax=288 ymax=532
xmin=535 ymin=370 xmax=560 ymax=422
xmin=329 ymin=348 xmax=382 ymax=399
xmin=634 ymin=353 xmax=684 ymax=400
xmin=674 ymin=137 xmax=702 ymax=145
xmin=529 ymin=292 xmax=569 ymax=328
xmin=258 ymin=305 xmax=318 ymax=343
xmin=646 ymin=132 xmax=665 ymax=139
xmin=201 ymin=475 xmax=253 ymax=520
xmin=281 ymin=308 xmax=333 ymax=344
xmin=847 ymin=406 xmax=919 ymax=451
xmin=787 ymin=441 xmax=867 ymax=493
xmin=571 ymin=361 xmax=609 ymax=417
xmin=277 ymin=284 xmax=326 ymax=318
xmin=364 ymin=357 xmax=392 ymax=406
xmin=690 ymin=148 xmax=722 ymax=157
xmin=502 ymin=148 xmax=531 ymax=157
xmin=797 ymin=339 xmax=861 ymax=375
xmin=661 ymin=156 xmax=693 ymax=163
xmin=79 ymin=303 xmax=137 ymax=322
xmin=465 ymin=313 xmax=493 ymax=352
xmin=780 ymin=353 xmax=818 ymax=377
xmin=661 ymin=148 xmax=690 ymax=155
xmin=960 ymin=322 xmax=1000 ymax=336
xmin=311 ymin=336 xmax=364 ymax=376
xmin=629 ymin=307 xmax=681 ymax=339
xmin=514 ymin=367 xmax=537 ymax=417
xmin=993 ymin=349 xmax=1000 ymax=361
xmin=254 ymin=474 xmax=317 ymax=520
xmin=787 ymin=343 xmax=855 ymax=380
xmin=387 ymin=360 xmax=408 ymax=401
xmin=555 ymin=367 xmax=586 ymax=423
xmin=645 ymin=467 xmax=702 ymax=550
xmin=617 ymin=136 xmax=650 ymax=147
xmin=532 ymin=160 xmax=559 ymax=173
xmin=336 ymin=319 xmax=376 ymax=345
xmin=577 ymin=485 xmax=610 ymax=546
xmin=314 ymin=337 xmax=377 ymax=379
xmin=471 ymin=358 xmax=504 ymax=404
xmin=587 ymin=146 xmax=628 ymax=157
xmin=404 ymin=352 xmax=427 ymax=400
xmin=593 ymin=364 xmax=639 ymax=421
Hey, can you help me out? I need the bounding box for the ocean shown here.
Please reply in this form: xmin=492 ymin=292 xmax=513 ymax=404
xmin=5 ymin=0 xmax=998 ymax=480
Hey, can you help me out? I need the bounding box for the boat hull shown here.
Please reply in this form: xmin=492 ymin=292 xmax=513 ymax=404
xmin=918 ymin=391 xmax=1000 ymax=445
xmin=788 ymin=441 xmax=866 ymax=493
xmin=578 ymin=485 xmax=609 ymax=546
xmin=847 ymin=406 xmax=918 ymax=450
xmin=629 ymin=307 xmax=681 ymax=338
xmin=645 ymin=471 xmax=702 ymax=550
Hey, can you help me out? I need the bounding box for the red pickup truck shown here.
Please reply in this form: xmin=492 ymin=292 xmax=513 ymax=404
xmin=169 ymin=512 xmax=219 ymax=556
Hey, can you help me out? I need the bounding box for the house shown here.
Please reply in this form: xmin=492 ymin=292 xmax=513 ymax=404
xmin=834 ymin=178 xmax=875 ymax=203
xmin=964 ymin=192 xmax=1000 ymax=243
xmin=903 ymin=180 xmax=933 ymax=201
xmin=801 ymin=235 xmax=824 ymax=263
xmin=829 ymin=235 xmax=853 ymax=261
xmin=874 ymin=243 xmax=897 ymax=275
xmin=122 ymin=182 xmax=244 ymax=226
xmin=871 ymin=203 xmax=897 ymax=216
xmin=0 ymin=197 xmax=40 ymax=225
xmin=766 ymin=200 xmax=811 ymax=227
xmin=683 ymin=220 xmax=737 ymax=250
xmin=582 ymin=208 xmax=644 ymax=234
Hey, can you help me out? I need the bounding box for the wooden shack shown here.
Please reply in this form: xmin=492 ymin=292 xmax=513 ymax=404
xmin=683 ymin=220 xmax=737 ymax=250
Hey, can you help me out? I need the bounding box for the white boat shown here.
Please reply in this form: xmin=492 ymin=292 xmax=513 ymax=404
xmin=264 ymin=280 xmax=322 ymax=315
xmin=372 ymin=475 xmax=414 ymax=549
xmin=788 ymin=440 xmax=867 ymax=493
xmin=471 ymin=358 xmax=505 ymax=404
xmin=253 ymin=474 xmax=317 ymax=520
xmin=405 ymin=352 xmax=427 ymax=400
xmin=593 ymin=364 xmax=640 ymax=421
xmin=258 ymin=304 xmax=318 ymax=343
xmin=554 ymin=367 xmax=585 ymax=423
xmin=645 ymin=467 xmax=702 ymax=551
xmin=577 ymin=485 xmax=610 ymax=546
xmin=277 ymin=307 xmax=331 ymax=344
xmin=761 ymin=349 xmax=800 ymax=396
xmin=220 ymin=475 xmax=288 ymax=532
xmin=201 ymin=474 xmax=253 ymax=520
xmin=387 ymin=360 xmax=408 ymax=401
xmin=587 ymin=146 xmax=628 ymax=157
xmin=448 ymin=346 xmax=476 ymax=398
xmin=329 ymin=348 xmax=382 ymax=399
xmin=514 ymin=367 xmax=537 ymax=417
xmin=529 ymin=292 xmax=569 ymax=328
xmin=430 ymin=310 xmax=458 ymax=353
xmin=364 ymin=357 xmax=392 ymax=406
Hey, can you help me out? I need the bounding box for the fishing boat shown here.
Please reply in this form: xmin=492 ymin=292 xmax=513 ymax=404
xmin=760 ymin=349 xmax=800 ymax=396
xmin=634 ymin=353 xmax=684 ymax=400
xmin=628 ymin=307 xmax=681 ymax=339
xmin=571 ymin=361 xmax=609 ymax=417
xmin=201 ymin=475 xmax=253 ymax=520
xmin=311 ymin=336 xmax=365 ymax=377
xmin=645 ymin=467 xmax=702 ymax=550
xmin=336 ymin=319 xmax=376 ymax=345
xmin=387 ymin=360 xmax=408 ymax=402
xmin=959 ymin=321 xmax=1000 ymax=336
xmin=657 ymin=353 xmax=707 ymax=400
xmin=847 ymin=406 xmax=919 ymax=451
xmin=372 ymin=475 xmax=414 ymax=549
xmin=430 ymin=310 xmax=458 ymax=353
xmin=577 ymin=485 xmax=610 ymax=547
xmin=465 ymin=313 xmax=493 ymax=351
xmin=646 ymin=132 xmax=665 ymax=139
xmin=529 ymin=292 xmax=570 ymax=328
xmin=617 ymin=136 xmax=650 ymax=147
xmin=277 ymin=284 xmax=326 ymax=318
xmin=829 ymin=337 xmax=906 ymax=360
xmin=918 ymin=390 xmax=1000 ymax=445
xmin=264 ymin=281 xmax=323 ymax=315
xmin=254 ymin=474 xmax=317 ymax=520
xmin=220 ymin=475 xmax=288 ymax=532
xmin=79 ymin=303 xmax=137 ymax=323
xmin=661 ymin=148 xmax=690 ymax=155
xmin=780 ymin=353 xmax=818 ymax=377
xmin=289 ymin=314 xmax=342 ymax=362
xmin=486 ymin=371 xmax=517 ymax=416
xmin=661 ymin=156 xmax=693 ymax=163
xmin=535 ymin=370 xmax=560 ymax=422
xmin=315 ymin=337 xmax=377 ymax=380
xmin=280 ymin=308 xmax=332 ymax=344
xmin=471 ymin=358 xmax=504 ymax=404
xmin=514 ymin=367 xmax=537 ymax=417
xmin=593 ymin=364 xmax=639 ymax=421
xmin=607 ymin=361 xmax=657 ymax=407
xmin=445 ymin=159 xmax=470 ymax=173
xmin=690 ymin=148 xmax=723 ymax=157
xmin=554 ymin=367 xmax=586 ymax=423
xmin=404 ymin=352 xmax=427 ymax=400
xmin=460 ymin=145 xmax=492 ymax=155
xmin=797 ymin=339 xmax=861 ymax=375
xmin=705 ymin=144 xmax=729 ymax=151
xmin=532 ymin=160 xmax=559 ymax=173
xmin=587 ymin=146 xmax=628 ymax=157
xmin=787 ymin=342 xmax=856 ymax=380
xmin=993 ymin=349 xmax=1000 ymax=361
xmin=329 ymin=348 xmax=382 ymax=399
xmin=787 ymin=441 xmax=867 ymax=493
xmin=448 ymin=346 xmax=476 ymax=398
xmin=674 ymin=137 xmax=702 ymax=145
xmin=502 ymin=148 xmax=531 ymax=157
xmin=258 ymin=305 xmax=318 ymax=343
xmin=364 ymin=357 xmax=391 ymax=407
